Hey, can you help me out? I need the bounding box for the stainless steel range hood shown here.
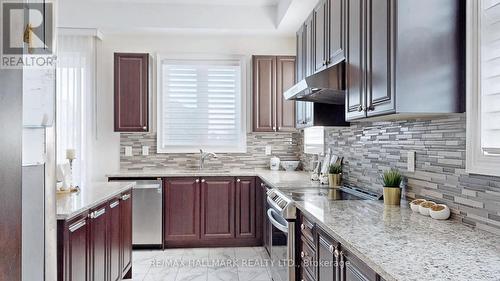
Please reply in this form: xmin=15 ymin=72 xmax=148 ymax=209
xmin=284 ymin=61 xmax=346 ymax=104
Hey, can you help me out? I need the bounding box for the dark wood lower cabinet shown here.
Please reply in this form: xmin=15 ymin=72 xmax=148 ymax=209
xmin=317 ymin=228 xmax=340 ymax=281
xmin=298 ymin=211 xmax=383 ymax=281
xmin=57 ymin=188 xmax=133 ymax=281
xmin=58 ymin=213 xmax=89 ymax=281
xmin=341 ymin=249 xmax=378 ymax=281
xmin=164 ymin=178 xmax=201 ymax=244
xmin=89 ymin=204 xmax=108 ymax=281
xmin=120 ymin=191 xmax=133 ymax=278
xmin=201 ymin=177 xmax=235 ymax=240
xmin=108 ymin=198 xmax=121 ymax=281
xmin=164 ymin=176 xmax=262 ymax=248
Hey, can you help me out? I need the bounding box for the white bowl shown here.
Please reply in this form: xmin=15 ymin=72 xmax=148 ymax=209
xmin=410 ymin=199 xmax=427 ymax=212
xmin=281 ymin=161 xmax=300 ymax=171
xmin=429 ymin=204 xmax=451 ymax=220
xmin=419 ymin=201 xmax=436 ymax=216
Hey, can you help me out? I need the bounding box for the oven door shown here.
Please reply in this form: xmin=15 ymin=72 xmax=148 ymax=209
xmin=267 ymin=208 xmax=290 ymax=281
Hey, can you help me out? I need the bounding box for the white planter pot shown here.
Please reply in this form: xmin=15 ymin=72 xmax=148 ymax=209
xmin=429 ymin=204 xmax=451 ymax=220
xmin=419 ymin=201 xmax=436 ymax=216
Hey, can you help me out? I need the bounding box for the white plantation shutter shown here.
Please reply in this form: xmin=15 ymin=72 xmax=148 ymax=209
xmin=157 ymin=58 xmax=246 ymax=153
xmin=481 ymin=0 xmax=500 ymax=155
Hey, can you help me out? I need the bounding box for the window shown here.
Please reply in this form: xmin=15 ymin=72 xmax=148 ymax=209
xmin=466 ymin=0 xmax=500 ymax=176
xmin=157 ymin=56 xmax=247 ymax=153
xmin=56 ymin=33 xmax=98 ymax=185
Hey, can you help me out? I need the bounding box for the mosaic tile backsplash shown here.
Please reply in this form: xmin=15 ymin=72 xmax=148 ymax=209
xmin=120 ymin=132 xmax=301 ymax=171
xmin=298 ymin=114 xmax=500 ymax=234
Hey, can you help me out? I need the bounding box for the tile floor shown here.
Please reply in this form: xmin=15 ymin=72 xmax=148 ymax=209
xmin=131 ymin=247 xmax=273 ymax=281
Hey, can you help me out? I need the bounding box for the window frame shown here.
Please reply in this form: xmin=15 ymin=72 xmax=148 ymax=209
xmin=156 ymin=54 xmax=248 ymax=154
xmin=466 ymin=0 xmax=500 ymax=177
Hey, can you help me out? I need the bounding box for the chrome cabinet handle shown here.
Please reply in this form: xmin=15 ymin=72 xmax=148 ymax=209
xmin=277 ymin=126 xmax=281 ymax=131
xmin=196 ymin=179 xmax=200 ymax=183
xmin=329 ymin=244 xmax=335 ymax=254
xmin=142 ymin=126 xmax=147 ymax=130
xmin=121 ymin=194 xmax=130 ymax=201
xmin=273 ymin=126 xmax=276 ymax=131
xmin=367 ymin=104 xmax=375 ymax=111
xmin=69 ymin=220 xmax=86 ymax=232
xmin=91 ymin=208 xmax=106 ymax=219
xmin=201 ymin=179 xmax=205 ymax=183
xmin=237 ymin=178 xmax=241 ymax=183
xmin=300 ymin=251 xmax=306 ymax=258
xmin=110 ymin=201 xmax=120 ymax=209
xmin=301 ymin=223 xmax=305 ymax=230
xmin=261 ymin=183 xmax=264 ymax=187
xmin=358 ymin=105 xmax=363 ymax=112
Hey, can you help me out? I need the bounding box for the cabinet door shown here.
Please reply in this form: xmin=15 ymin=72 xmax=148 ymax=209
xmin=120 ymin=191 xmax=133 ymax=278
xmin=235 ymin=177 xmax=257 ymax=238
xmin=341 ymin=249 xmax=378 ymax=281
xmin=108 ymin=198 xmax=121 ymax=281
xmin=328 ymin=0 xmax=345 ymax=65
xmin=66 ymin=216 xmax=88 ymax=281
xmin=276 ymin=56 xmax=296 ymax=132
xmin=314 ymin=0 xmax=328 ymax=72
xmin=89 ymin=205 xmax=108 ymax=281
xmin=297 ymin=26 xmax=306 ymax=81
xmin=345 ymin=0 xmax=367 ymax=121
xmin=305 ymin=13 xmax=315 ymax=77
xmin=317 ymin=229 xmax=340 ymax=281
xmin=366 ymin=0 xmax=395 ymax=117
xmin=201 ymin=177 xmax=235 ymax=239
xmin=253 ymin=56 xmax=276 ymax=132
xmin=114 ymin=53 xmax=149 ymax=132
xmin=164 ymin=178 xmax=200 ymax=242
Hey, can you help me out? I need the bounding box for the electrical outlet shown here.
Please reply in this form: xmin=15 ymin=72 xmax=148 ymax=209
xmin=407 ymin=151 xmax=416 ymax=172
xmin=124 ymin=146 xmax=133 ymax=157
xmin=265 ymin=145 xmax=272 ymax=155
xmin=142 ymin=146 xmax=149 ymax=156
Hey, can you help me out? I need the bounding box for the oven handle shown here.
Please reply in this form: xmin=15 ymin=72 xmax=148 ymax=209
xmin=267 ymin=209 xmax=288 ymax=233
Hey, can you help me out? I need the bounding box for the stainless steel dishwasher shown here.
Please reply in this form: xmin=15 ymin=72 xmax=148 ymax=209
xmin=110 ymin=178 xmax=163 ymax=248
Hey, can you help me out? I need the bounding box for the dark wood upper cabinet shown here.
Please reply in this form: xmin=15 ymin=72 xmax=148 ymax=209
xmin=114 ymin=53 xmax=149 ymax=132
xmin=328 ymin=0 xmax=345 ymax=65
xmin=314 ymin=0 xmax=328 ymax=72
xmin=108 ymin=198 xmax=121 ymax=281
xmin=235 ymin=177 xmax=257 ymax=239
xmin=276 ymin=56 xmax=297 ymax=132
xmin=345 ymin=0 xmax=464 ymax=121
xmin=164 ymin=178 xmax=201 ymax=243
xmin=253 ymin=56 xmax=276 ymax=132
xmin=119 ymin=191 xmax=132 ymax=279
xmin=253 ymin=55 xmax=296 ymax=132
xmin=89 ymin=204 xmax=108 ymax=281
xmin=366 ymin=0 xmax=395 ymax=117
xmin=345 ymin=0 xmax=366 ymax=121
xmin=200 ymin=177 xmax=235 ymax=240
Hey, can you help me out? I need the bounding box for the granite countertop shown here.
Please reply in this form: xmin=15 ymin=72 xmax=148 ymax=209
xmin=295 ymin=198 xmax=500 ymax=281
xmin=56 ymin=181 xmax=135 ymax=220
xmin=107 ymin=169 xmax=325 ymax=189
xmin=107 ymin=169 xmax=500 ymax=280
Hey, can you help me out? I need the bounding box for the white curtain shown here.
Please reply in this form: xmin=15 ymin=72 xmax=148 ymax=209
xmin=56 ymin=34 xmax=97 ymax=186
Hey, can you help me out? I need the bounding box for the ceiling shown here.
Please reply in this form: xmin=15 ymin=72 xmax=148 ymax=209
xmin=58 ymin=0 xmax=319 ymax=36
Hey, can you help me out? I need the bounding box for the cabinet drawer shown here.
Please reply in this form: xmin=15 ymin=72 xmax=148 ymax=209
xmin=300 ymin=215 xmax=315 ymax=245
xmin=300 ymin=266 xmax=316 ymax=281
xmin=300 ymin=236 xmax=316 ymax=278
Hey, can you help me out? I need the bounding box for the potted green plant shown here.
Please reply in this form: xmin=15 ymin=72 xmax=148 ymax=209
xmin=328 ymin=163 xmax=343 ymax=188
xmin=382 ymin=169 xmax=403 ymax=206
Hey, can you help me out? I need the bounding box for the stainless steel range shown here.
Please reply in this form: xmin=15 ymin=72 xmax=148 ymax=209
xmin=265 ymin=188 xmax=296 ymax=281
xmin=264 ymin=185 xmax=382 ymax=281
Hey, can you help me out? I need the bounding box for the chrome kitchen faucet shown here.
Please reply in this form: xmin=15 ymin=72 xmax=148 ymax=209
xmin=199 ymin=149 xmax=217 ymax=170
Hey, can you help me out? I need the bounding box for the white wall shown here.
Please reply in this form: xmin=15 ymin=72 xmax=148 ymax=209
xmin=91 ymin=33 xmax=295 ymax=181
